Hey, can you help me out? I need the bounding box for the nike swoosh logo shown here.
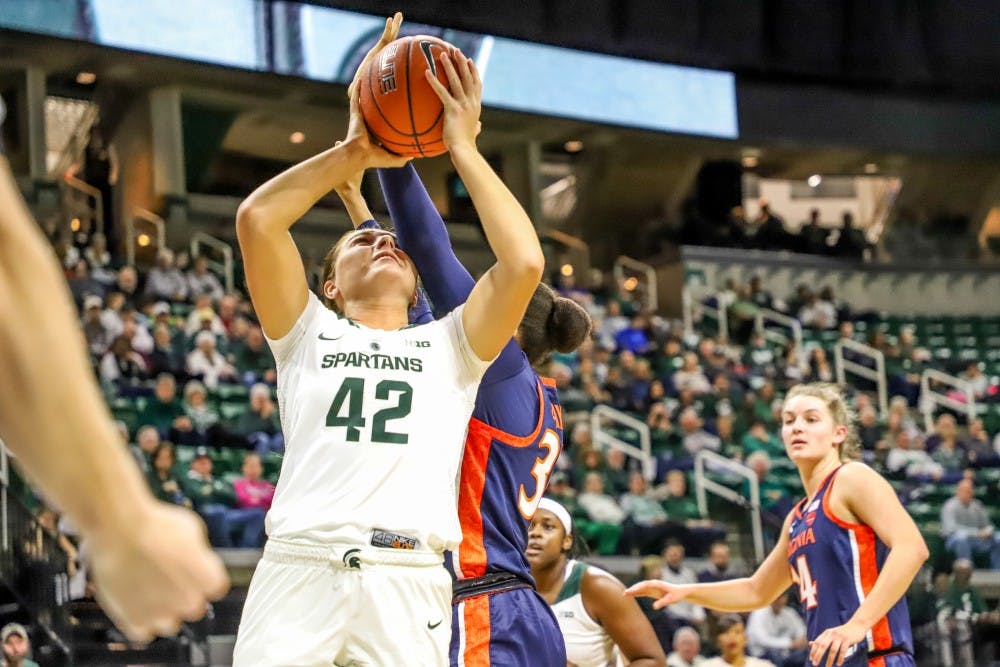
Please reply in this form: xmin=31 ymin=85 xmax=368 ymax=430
xmin=318 ymin=333 xmax=343 ymax=341
xmin=427 ymin=619 xmax=443 ymax=630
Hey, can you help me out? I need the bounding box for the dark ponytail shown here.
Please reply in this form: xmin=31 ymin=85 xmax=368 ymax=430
xmin=518 ymin=284 xmax=592 ymax=367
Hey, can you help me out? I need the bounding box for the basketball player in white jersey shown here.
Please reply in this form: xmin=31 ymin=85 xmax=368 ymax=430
xmin=231 ymin=14 xmax=546 ymax=666
xmin=528 ymin=499 xmax=667 ymax=667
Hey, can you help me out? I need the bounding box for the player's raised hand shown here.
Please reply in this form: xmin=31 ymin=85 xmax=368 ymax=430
xmin=88 ymin=501 xmax=229 ymax=642
xmin=424 ymin=51 xmax=482 ymax=152
xmin=623 ymin=579 xmax=689 ymax=610
xmin=348 ymin=12 xmax=402 ymax=101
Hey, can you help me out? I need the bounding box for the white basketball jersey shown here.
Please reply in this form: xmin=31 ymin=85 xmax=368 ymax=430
xmin=551 ymin=560 xmax=622 ymax=667
xmin=264 ymin=292 xmax=489 ymax=552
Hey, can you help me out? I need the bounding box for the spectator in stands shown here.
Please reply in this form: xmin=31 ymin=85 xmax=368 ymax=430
xmin=754 ymin=382 xmax=779 ymax=428
xmin=656 ymin=337 xmax=685 ymax=377
xmin=934 ymin=559 xmax=991 ymax=667
xmin=715 ymin=412 xmax=741 ymax=459
xmin=807 ymin=347 xmax=835 ymax=383
xmin=100 ymin=291 xmax=127 ymax=338
xmin=754 ymin=201 xmax=789 ymax=251
xmin=230 ymin=383 xmax=284 ymax=456
xmin=649 ymin=403 xmax=682 ymax=460
xmin=745 ymin=451 xmax=793 ymax=519
xmin=798 ymin=209 xmax=828 ymax=255
xmin=186 ymin=330 xmax=237 ymax=390
xmin=742 ymin=420 xmax=783 ymax=460
xmin=698 ymin=542 xmax=737 ymax=584
xmin=659 ymin=541 xmax=705 ymax=630
xmin=798 ymin=293 xmax=837 ymax=330
xmin=114 ymin=265 xmax=141 ymax=310
xmin=747 ymin=276 xmax=773 ymax=311
xmin=833 ymin=212 xmax=867 ymax=259
xmin=82 ymin=294 xmax=112 ymax=358
xmin=182 ymin=380 xmax=220 ymax=445
xmin=138 ymin=373 xmax=195 ymax=442
xmin=727 ymin=285 xmax=760 ymax=344
xmin=779 ymin=344 xmax=807 ymax=384
xmin=743 ymin=333 xmax=775 ymax=377
xmin=673 ymin=353 xmax=712 ymax=396
xmin=616 ymin=314 xmax=654 ymax=354
xmin=1 ymin=623 xmax=39 ymax=667
xmin=656 ymin=470 xmax=726 ymax=556
xmin=965 ymin=419 xmax=999 ymax=467
xmin=701 ymin=614 xmax=775 ymax=667
xmin=149 ymin=321 xmax=186 ymax=379
xmin=857 ymin=406 xmax=883 ymax=451
xmin=745 ymin=594 xmax=807 ymax=667
xmin=99 ymin=334 xmax=149 ymax=392
xmin=187 ymin=255 xmax=224 ymax=302
xmin=886 ymin=429 xmax=944 ymax=480
xmin=679 ymin=408 xmax=721 ymax=458
xmin=84 ymin=231 xmax=114 ymax=285
xmin=960 ymin=362 xmax=991 ymax=402
xmin=667 ymin=626 xmax=704 ymax=667
xmin=184 ymin=293 xmax=227 ymax=338
xmin=216 ymin=294 xmax=239 ymax=333
xmin=67 ymin=258 xmax=106 ymax=309
xmin=183 ymin=448 xmax=264 ymax=548
xmin=144 ymin=248 xmax=189 ymax=302
xmin=233 ymin=453 xmax=275 ymax=513
xmin=929 ymin=414 xmax=967 ymax=474
xmin=621 ymin=471 xmax=685 ymax=555
xmin=941 ymin=478 xmax=1000 ymax=569
xmin=120 ymin=310 xmax=153 ymax=355
xmin=604 ymin=447 xmax=631 ymax=496
xmin=130 ymin=425 xmax=160 ymax=472
xmin=146 ymin=442 xmax=190 ymax=507
xmin=577 ymin=472 xmax=626 ymax=552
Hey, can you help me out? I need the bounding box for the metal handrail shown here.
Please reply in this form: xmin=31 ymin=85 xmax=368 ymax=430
xmin=693 ymin=450 xmax=764 ymax=563
xmin=755 ymin=308 xmax=804 ymax=351
xmin=613 ymin=256 xmax=657 ymax=312
xmin=125 ymin=207 xmax=167 ymax=267
xmin=589 ymin=405 xmax=656 ymax=481
xmin=919 ymin=369 xmax=977 ymax=432
xmin=62 ymin=174 xmax=103 ymax=238
xmin=682 ymin=284 xmax=729 ymax=341
xmin=834 ymin=338 xmax=888 ymax=418
xmin=191 ymin=231 xmax=236 ymax=294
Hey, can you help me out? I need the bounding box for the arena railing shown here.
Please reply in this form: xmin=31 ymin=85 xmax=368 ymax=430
xmin=125 ymin=207 xmax=166 ymax=267
xmin=614 ymin=256 xmax=657 ymax=313
xmin=682 ymin=283 xmax=729 ymax=341
xmin=834 ymin=337 xmax=889 ymax=418
xmin=919 ymin=369 xmax=977 ymax=431
xmin=589 ymin=405 xmax=656 ymax=481
xmin=0 ymin=442 xmax=73 ymax=663
xmin=61 ymin=174 xmax=103 ymax=242
xmin=693 ymin=449 xmax=764 ymax=563
xmin=754 ymin=307 xmax=803 ymax=351
xmin=191 ymin=231 xmax=236 ymax=295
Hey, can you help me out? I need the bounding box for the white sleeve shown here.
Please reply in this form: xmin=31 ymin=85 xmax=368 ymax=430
xmin=264 ymin=291 xmax=325 ymax=365
xmin=441 ymin=303 xmax=493 ymax=387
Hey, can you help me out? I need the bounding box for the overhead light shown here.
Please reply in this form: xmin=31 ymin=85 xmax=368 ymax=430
xmin=563 ymin=140 xmax=584 ymax=153
xmin=137 ymin=233 xmax=151 ymax=247
xmin=289 ymin=131 xmax=305 ymax=144
xmin=70 ymin=218 xmax=81 ymax=232
xmin=864 ymin=163 xmax=878 ymax=174
xmin=807 ymin=174 xmax=822 ymax=187
xmin=560 ymin=263 xmax=574 ymax=277
xmin=741 ymin=155 xmax=759 ymax=168
xmin=76 ymin=71 xmax=96 ymax=85
xmin=623 ymin=277 xmax=639 ymax=291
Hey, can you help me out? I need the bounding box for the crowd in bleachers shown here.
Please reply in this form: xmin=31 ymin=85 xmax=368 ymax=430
xmin=16 ymin=209 xmax=1000 ymax=663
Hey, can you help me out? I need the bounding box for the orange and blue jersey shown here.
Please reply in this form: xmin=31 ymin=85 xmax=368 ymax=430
xmin=787 ymin=465 xmax=914 ymax=667
xmin=377 ymin=164 xmax=567 ymax=666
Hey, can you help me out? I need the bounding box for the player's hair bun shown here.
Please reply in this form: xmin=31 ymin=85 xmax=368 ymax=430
xmin=547 ymin=296 xmax=592 ymax=354
xmin=519 ymin=283 xmax=592 ymax=367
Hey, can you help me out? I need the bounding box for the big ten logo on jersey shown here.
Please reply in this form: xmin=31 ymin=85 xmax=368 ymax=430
xmin=404 ymin=339 xmax=431 ymax=348
xmin=517 ymin=429 xmax=562 ymax=520
xmin=378 ymin=43 xmax=399 ymax=94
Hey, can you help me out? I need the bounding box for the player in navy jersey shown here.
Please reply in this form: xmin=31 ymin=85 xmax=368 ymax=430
xmin=335 ymin=52 xmax=591 ymax=667
xmin=627 ymin=383 xmax=928 ymax=667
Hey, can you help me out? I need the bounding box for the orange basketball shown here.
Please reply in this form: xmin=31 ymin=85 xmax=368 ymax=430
xmin=359 ymin=35 xmax=454 ymax=158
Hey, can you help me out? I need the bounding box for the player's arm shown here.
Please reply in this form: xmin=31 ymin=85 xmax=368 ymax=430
xmin=809 ymin=463 xmax=929 ymax=667
xmin=0 ymin=155 xmax=227 ymax=641
xmin=582 ymin=572 xmax=666 ymax=666
xmin=426 ymin=53 xmax=544 ymax=362
xmin=237 ymin=14 xmax=408 ymax=340
xmin=626 ymin=512 xmax=794 ymax=612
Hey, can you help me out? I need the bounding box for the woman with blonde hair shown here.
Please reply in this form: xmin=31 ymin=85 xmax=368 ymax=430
xmin=628 ymin=383 xmax=927 ymax=667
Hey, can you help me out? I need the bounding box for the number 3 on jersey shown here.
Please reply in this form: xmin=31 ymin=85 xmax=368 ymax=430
xmin=790 ymin=555 xmax=818 ymax=609
xmin=517 ymin=429 xmax=561 ymax=519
